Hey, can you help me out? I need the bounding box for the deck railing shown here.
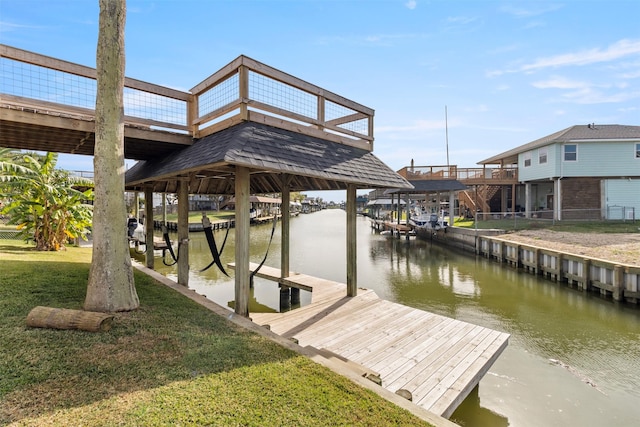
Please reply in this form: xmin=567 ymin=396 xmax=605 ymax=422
xmin=0 ymin=45 xmax=374 ymax=151
xmin=397 ymin=165 xmax=518 ymax=183
xmin=0 ymin=44 xmax=191 ymax=133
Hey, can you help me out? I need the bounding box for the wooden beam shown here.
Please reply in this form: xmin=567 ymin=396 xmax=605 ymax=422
xmin=234 ymin=166 xmax=251 ymax=317
xmin=281 ymin=174 xmax=292 ymax=278
xmin=346 ymin=184 xmax=357 ymax=296
xmin=247 ymin=111 xmax=373 ymax=151
xmin=144 ymin=186 xmax=154 ymax=269
xmin=177 ymin=180 xmax=189 ymax=286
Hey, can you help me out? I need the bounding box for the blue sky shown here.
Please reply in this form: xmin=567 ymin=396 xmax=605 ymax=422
xmin=2 ymin=0 xmax=639 ymax=201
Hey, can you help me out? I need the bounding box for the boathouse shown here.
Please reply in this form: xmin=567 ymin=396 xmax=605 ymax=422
xmin=0 ymin=44 xmax=509 ymax=421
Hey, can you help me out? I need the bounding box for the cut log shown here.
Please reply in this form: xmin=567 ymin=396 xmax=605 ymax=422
xmin=26 ymin=306 xmax=114 ymax=332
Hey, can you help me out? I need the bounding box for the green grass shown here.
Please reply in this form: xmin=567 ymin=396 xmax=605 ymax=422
xmin=454 ymin=217 xmax=639 ymax=233
xmin=0 ymin=241 xmax=431 ymax=426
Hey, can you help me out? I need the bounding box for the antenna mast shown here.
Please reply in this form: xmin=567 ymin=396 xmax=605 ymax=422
xmin=445 ymin=105 xmax=450 ymax=168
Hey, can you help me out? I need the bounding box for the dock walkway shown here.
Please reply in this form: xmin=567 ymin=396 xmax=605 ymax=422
xmin=240 ymin=263 xmax=509 ymax=418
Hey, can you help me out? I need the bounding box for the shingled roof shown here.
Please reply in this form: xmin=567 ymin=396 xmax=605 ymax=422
xmin=125 ymin=121 xmax=412 ymax=194
xmin=479 ymin=124 xmax=640 ymax=165
xmin=384 ymin=179 xmax=467 ymax=194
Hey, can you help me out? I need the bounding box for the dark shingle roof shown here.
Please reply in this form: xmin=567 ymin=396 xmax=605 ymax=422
xmin=384 ymin=179 xmax=467 ymax=194
xmin=125 ymin=122 xmax=412 ymax=194
xmin=479 ymin=124 xmax=640 ymax=165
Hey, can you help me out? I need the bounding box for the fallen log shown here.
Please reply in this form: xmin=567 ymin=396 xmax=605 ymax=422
xmin=26 ymin=306 xmax=114 ymax=332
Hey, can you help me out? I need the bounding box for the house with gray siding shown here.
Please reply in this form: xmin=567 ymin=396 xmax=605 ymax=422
xmin=479 ymin=124 xmax=640 ymax=220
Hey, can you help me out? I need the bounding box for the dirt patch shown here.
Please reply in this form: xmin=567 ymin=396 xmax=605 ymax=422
xmin=498 ymin=230 xmax=640 ymax=267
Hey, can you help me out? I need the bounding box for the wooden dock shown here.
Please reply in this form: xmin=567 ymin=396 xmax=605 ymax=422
xmin=236 ymin=263 xmax=509 ymax=418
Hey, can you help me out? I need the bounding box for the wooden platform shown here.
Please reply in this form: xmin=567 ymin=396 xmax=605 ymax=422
xmin=236 ymin=263 xmax=510 ymax=418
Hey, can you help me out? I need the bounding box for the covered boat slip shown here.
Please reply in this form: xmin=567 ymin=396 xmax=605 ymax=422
xmin=237 ymin=263 xmax=510 ymax=419
xmin=1 ymin=44 xmax=509 ymax=421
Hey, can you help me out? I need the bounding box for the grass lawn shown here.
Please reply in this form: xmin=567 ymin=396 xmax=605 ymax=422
xmin=0 ymin=241 xmax=431 ymax=426
xmin=453 ymin=217 xmax=639 ymax=233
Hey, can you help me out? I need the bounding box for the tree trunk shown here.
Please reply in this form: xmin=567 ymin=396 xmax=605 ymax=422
xmin=85 ymin=0 xmax=139 ymax=312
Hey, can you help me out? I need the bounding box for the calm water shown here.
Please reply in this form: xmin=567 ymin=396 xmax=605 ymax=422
xmin=151 ymin=209 xmax=640 ymax=427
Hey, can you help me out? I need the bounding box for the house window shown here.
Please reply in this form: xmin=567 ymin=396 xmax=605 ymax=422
xmin=523 ymin=152 xmax=532 ymax=167
xmin=539 ymin=148 xmax=548 ymax=164
xmin=636 ymin=143 xmax=640 ymax=159
xmin=564 ymin=144 xmax=577 ymax=161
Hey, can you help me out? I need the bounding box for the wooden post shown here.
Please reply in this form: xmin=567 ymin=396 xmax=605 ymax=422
xmin=583 ymin=258 xmax=592 ymax=291
xmin=134 ymin=192 xmax=140 ymax=220
xmin=405 ymin=193 xmax=411 ymax=228
xmin=144 ymin=185 xmax=154 ymax=269
xmin=613 ymin=265 xmax=624 ymax=301
xmin=188 ymin=93 xmax=199 ymax=138
xmin=235 ymin=166 xmax=250 ymax=316
xmin=239 ymin=65 xmax=249 ymax=121
xmin=346 ymin=184 xmax=357 ymax=297
xmin=162 ymin=193 xmax=167 ymax=225
xmin=449 ymin=191 xmax=455 ymax=228
xmin=280 ymin=174 xmax=291 ymax=278
xmin=177 ymin=179 xmax=189 ymax=286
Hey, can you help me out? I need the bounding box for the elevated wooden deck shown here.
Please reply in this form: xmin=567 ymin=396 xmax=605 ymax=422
xmin=0 ymin=44 xmax=374 ymax=160
xmin=236 ymin=263 xmax=509 ymax=418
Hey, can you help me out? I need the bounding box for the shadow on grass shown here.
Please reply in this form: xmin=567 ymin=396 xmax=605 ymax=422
xmin=0 ymin=259 xmax=297 ymax=424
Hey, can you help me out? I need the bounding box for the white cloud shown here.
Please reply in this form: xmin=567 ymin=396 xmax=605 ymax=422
xmin=405 ymin=0 xmax=417 ymax=10
xmin=499 ymin=4 xmax=563 ymax=18
xmin=521 ymin=39 xmax=640 ymax=72
xmin=489 ymin=39 xmax=640 ymax=76
xmin=531 ymin=76 xmax=589 ymax=89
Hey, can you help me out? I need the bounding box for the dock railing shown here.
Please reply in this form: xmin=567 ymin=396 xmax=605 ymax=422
xmin=397 ymin=164 xmax=518 ymax=184
xmin=0 ymin=45 xmax=374 ymax=151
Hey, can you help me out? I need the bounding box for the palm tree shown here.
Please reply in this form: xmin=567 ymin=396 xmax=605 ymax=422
xmin=0 ymin=150 xmax=94 ymax=251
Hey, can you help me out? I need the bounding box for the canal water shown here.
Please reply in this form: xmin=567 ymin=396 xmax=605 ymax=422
xmin=150 ymin=209 xmax=640 ymax=427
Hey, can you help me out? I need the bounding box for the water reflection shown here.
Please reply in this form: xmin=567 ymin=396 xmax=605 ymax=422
xmin=148 ymin=210 xmax=640 ymax=427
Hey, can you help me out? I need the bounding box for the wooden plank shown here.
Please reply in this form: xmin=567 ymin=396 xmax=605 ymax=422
xmin=273 ymin=292 xmax=381 ymax=339
xmin=382 ymin=322 xmax=481 ymax=390
xmin=243 ymin=270 xmax=509 ymax=417
xmin=320 ymin=303 xmax=417 ymax=354
xmin=426 ymin=332 xmax=509 ymax=418
xmin=345 ymin=308 xmax=440 ymax=363
xmin=366 ymin=316 xmax=458 ymax=374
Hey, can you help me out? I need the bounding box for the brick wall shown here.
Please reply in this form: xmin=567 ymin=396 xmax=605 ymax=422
xmin=561 ymin=177 xmax=601 ymax=219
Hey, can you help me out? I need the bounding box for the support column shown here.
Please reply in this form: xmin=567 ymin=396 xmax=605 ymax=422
xmin=161 ymin=193 xmax=167 ymax=225
xmin=556 ymin=178 xmax=563 ymax=221
xmin=281 ymin=175 xmax=298 ymax=306
xmin=134 ymin=192 xmax=140 ymax=220
xmin=405 ymin=193 xmax=411 ymax=224
xmin=346 ymin=184 xmax=357 ymax=297
xmin=235 ymin=166 xmax=250 ymax=316
xmin=525 ymin=183 xmax=531 ymax=218
xmin=177 ymin=179 xmax=189 ymax=286
xmin=449 ymin=191 xmax=455 ymax=227
xmin=144 ymin=186 xmax=154 ymax=269
xmin=280 ymin=175 xmax=291 ymax=278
